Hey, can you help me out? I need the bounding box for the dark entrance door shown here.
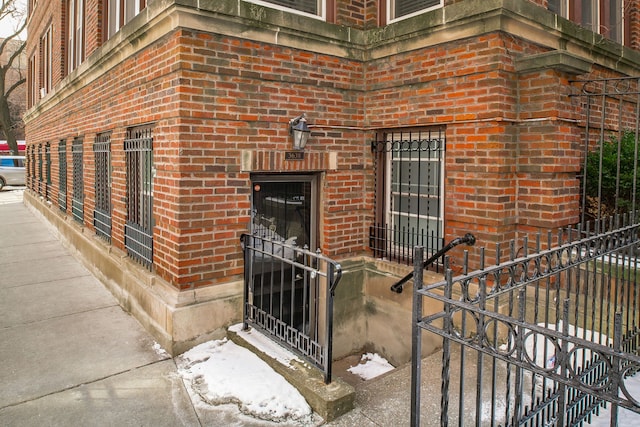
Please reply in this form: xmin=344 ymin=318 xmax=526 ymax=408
xmin=251 ymin=175 xmax=316 ymax=250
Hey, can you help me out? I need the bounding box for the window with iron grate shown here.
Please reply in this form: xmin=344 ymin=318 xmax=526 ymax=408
xmin=371 ymin=127 xmax=445 ymax=265
xmin=59 ymin=140 xmax=67 ymax=212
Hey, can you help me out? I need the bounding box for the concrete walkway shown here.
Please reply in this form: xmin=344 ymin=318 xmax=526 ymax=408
xmin=0 ymin=188 xmax=202 ymax=426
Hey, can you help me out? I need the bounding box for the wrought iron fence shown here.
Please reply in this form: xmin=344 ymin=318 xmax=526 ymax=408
xmin=71 ymin=137 xmax=84 ymax=224
xmin=410 ymin=213 xmax=640 ymax=426
xmin=124 ymin=126 xmax=154 ymax=270
xmin=572 ymin=76 xmax=640 ymax=223
xmin=93 ymin=133 xmax=112 ymax=242
xmin=241 ymin=233 xmax=342 ymax=383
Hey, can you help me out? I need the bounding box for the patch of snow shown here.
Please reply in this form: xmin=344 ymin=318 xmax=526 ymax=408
xmin=176 ymin=338 xmax=314 ymax=423
xmin=588 ymin=374 xmax=640 ymax=426
xmin=347 ymin=353 xmax=395 ymax=380
xmin=228 ymin=323 xmax=303 ymax=368
xmin=152 ymin=342 xmax=169 ymax=358
xmin=521 ymin=322 xmax=639 ymax=425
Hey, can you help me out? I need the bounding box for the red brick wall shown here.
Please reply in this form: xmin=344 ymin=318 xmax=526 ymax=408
xmin=24 ymin=0 xmax=640 ymax=286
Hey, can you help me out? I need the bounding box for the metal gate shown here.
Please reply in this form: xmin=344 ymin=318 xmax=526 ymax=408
xmin=410 ymin=215 xmax=640 ymax=426
xmin=241 ymin=233 xmax=342 ymax=383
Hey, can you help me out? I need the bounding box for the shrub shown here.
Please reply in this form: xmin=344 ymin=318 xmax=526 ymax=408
xmin=584 ymin=130 xmax=640 ymax=218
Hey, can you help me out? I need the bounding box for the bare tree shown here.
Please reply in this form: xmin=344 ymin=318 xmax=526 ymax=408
xmin=0 ymin=0 xmax=26 ymax=155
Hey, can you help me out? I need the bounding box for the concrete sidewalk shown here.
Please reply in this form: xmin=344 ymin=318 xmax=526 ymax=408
xmin=0 ymin=188 xmax=463 ymax=427
xmin=0 ymin=189 xmax=202 ymax=426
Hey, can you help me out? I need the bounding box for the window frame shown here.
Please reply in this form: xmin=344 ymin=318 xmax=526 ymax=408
xmin=40 ymin=25 xmax=53 ymax=97
xmin=67 ymin=0 xmax=86 ymax=74
xmin=386 ymin=0 xmax=443 ymax=24
xmin=103 ymin=0 xmax=147 ymax=42
xmin=551 ymin=0 xmax=629 ymax=46
xmin=243 ymin=0 xmax=327 ymax=21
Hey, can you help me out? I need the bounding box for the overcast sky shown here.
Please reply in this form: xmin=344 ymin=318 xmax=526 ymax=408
xmin=0 ymin=0 xmax=27 ymax=39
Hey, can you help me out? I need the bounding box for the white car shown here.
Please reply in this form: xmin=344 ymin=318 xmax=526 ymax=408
xmin=0 ymin=156 xmax=26 ymax=190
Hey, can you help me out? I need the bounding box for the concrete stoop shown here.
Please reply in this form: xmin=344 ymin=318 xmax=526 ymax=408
xmin=227 ymin=325 xmax=355 ymax=422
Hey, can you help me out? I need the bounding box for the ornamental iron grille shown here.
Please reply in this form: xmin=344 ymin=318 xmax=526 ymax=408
xmin=370 ymin=127 xmax=445 ymax=267
xmin=241 ymin=233 xmax=342 ymax=384
xmin=571 ymin=76 xmax=640 ymax=225
xmin=58 ymin=140 xmax=67 ymax=212
xmin=37 ymin=143 xmax=43 ymax=195
xmin=408 ymin=214 xmax=640 ymax=426
xmin=71 ymin=137 xmax=84 ymax=224
xmin=45 ymin=142 xmax=51 ymax=201
xmin=29 ymin=145 xmax=35 ymax=189
xmin=124 ymin=125 xmax=154 ymax=270
xmin=93 ymin=133 xmax=112 ymax=242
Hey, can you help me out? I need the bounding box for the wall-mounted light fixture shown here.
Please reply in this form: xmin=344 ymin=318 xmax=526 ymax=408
xmin=289 ymin=113 xmax=310 ymax=150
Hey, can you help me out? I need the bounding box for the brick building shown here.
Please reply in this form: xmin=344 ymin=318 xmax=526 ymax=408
xmin=23 ymin=0 xmax=640 ymax=367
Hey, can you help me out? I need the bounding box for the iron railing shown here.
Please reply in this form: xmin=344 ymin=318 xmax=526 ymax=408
xmin=241 ymin=233 xmax=342 ymax=383
xmin=93 ymin=133 xmax=112 ymax=242
xmin=410 ymin=213 xmax=640 ymax=426
xmin=58 ymin=140 xmax=67 ymax=212
xmin=71 ymin=137 xmax=84 ymax=223
xmin=124 ymin=125 xmax=154 ymax=269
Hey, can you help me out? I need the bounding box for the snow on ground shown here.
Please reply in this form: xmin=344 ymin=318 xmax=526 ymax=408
xmin=175 ymin=325 xmax=396 ymax=424
xmin=588 ymin=375 xmax=640 ymax=426
xmin=176 ymin=338 xmax=314 ymax=423
xmin=519 ymin=321 xmax=639 ymax=425
xmin=347 ymin=353 xmax=395 ymax=380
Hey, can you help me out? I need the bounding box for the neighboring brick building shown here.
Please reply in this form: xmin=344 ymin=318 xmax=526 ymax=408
xmin=23 ymin=0 xmax=640 ymax=363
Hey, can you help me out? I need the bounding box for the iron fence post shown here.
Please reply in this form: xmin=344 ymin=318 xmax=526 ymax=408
xmin=410 ymin=246 xmax=424 ymax=427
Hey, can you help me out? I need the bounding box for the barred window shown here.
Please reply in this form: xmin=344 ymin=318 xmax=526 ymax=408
xmin=37 ymin=143 xmax=43 ymax=195
xmin=45 ymin=142 xmax=51 ymax=200
xmin=59 ymin=140 xmax=67 ymax=211
xmin=124 ymin=125 xmax=154 ymax=269
xmin=370 ymin=128 xmax=445 ymax=264
xmin=71 ymin=137 xmax=84 ymax=223
xmin=94 ymin=133 xmax=112 ymax=242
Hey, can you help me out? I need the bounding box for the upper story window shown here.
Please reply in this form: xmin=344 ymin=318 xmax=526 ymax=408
xmin=40 ymin=25 xmax=52 ymax=97
xmin=388 ymin=0 xmax=443 ymax=24
xmin=549 ymin=0 xmax=628 ymax=45
xmin=28 ymin=54 xmax=37 ymax=108
xmin=105 ymin=0 xmax=147 ymax=41
xmin=245 ymin=0 xmax=326 ymax=20
xmin=67 ymin=0 xmax=85 ymax=74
